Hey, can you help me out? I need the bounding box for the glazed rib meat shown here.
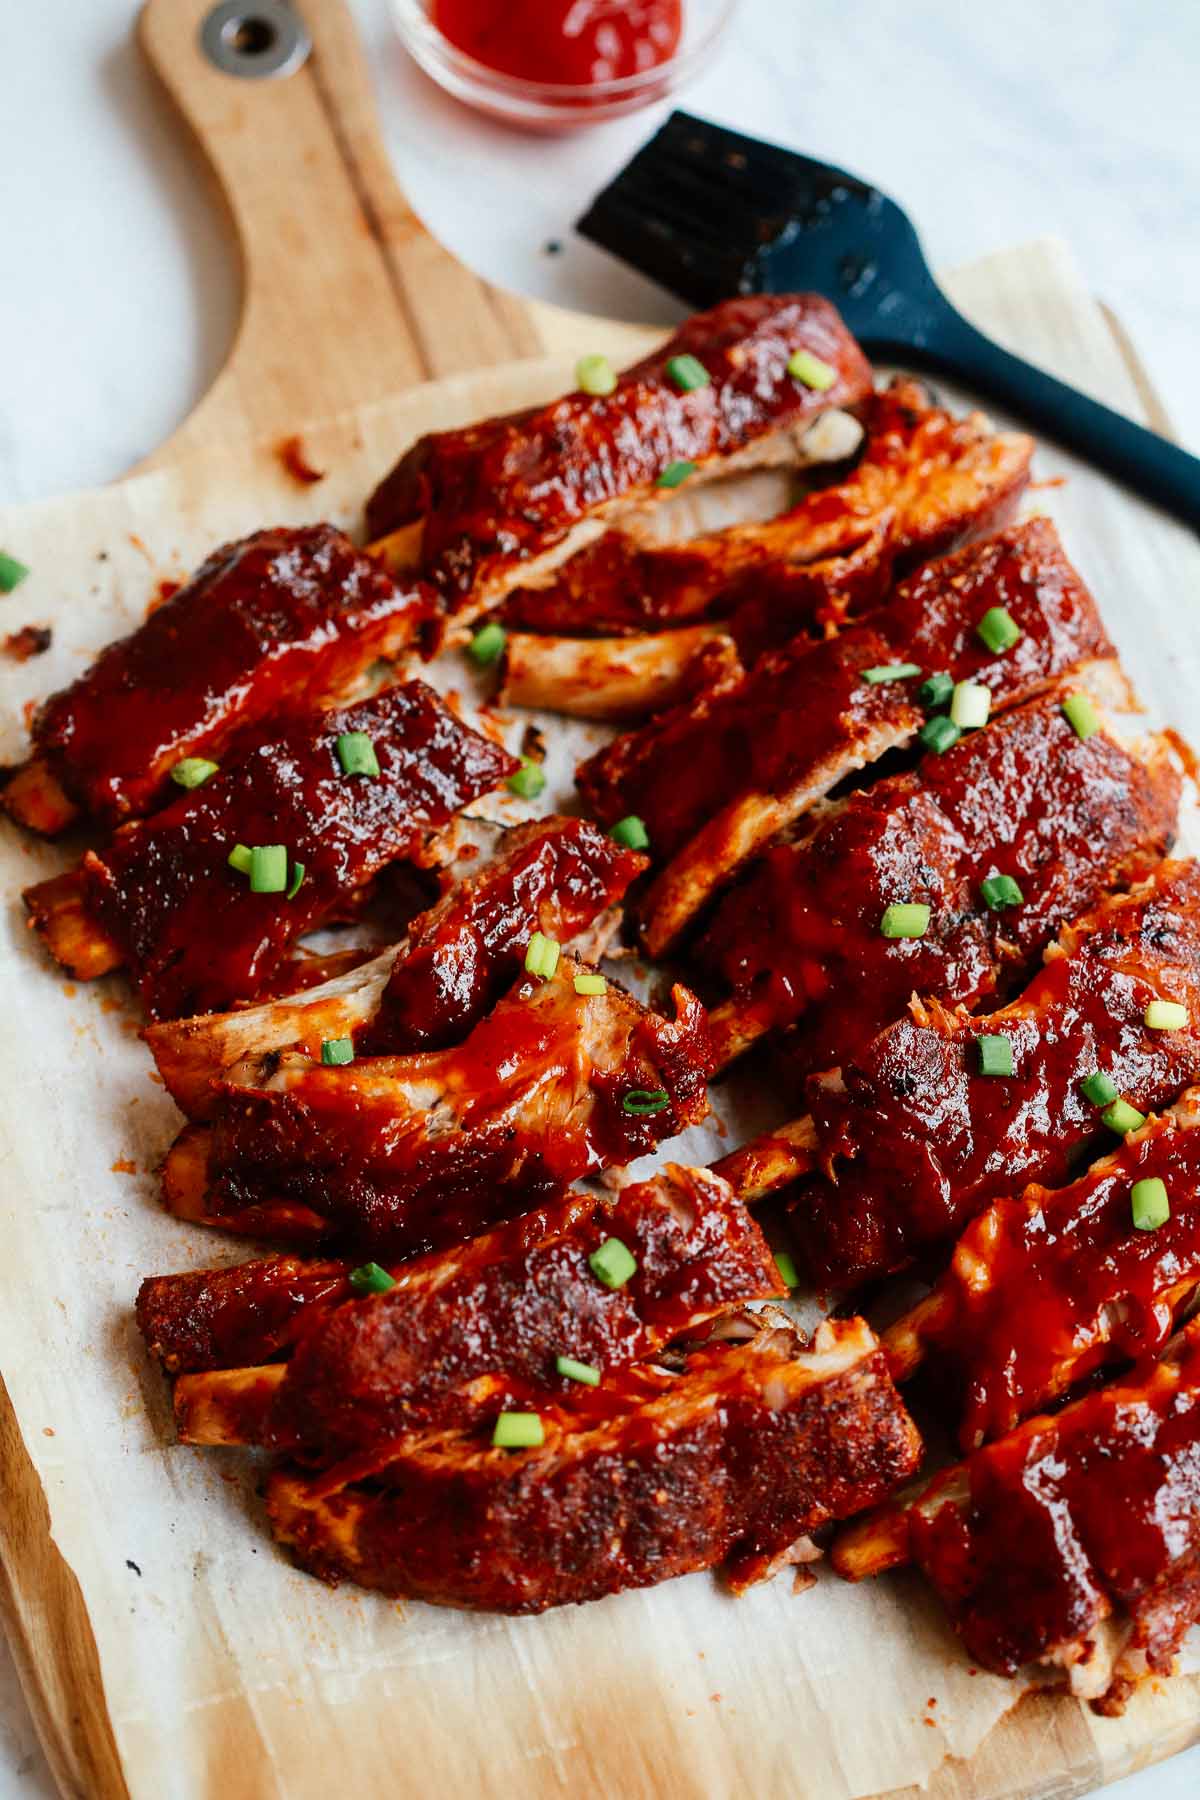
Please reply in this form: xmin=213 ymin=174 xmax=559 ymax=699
xmin=265 ymin=1316 xmax=921 ymax=1613
xmin=25 ymin=684 xmax=516 ymax=1021
xmin=3 ymin=525 xmax=424 ymax=836
xmin=143 ymin=814 xmax=645 ymax=1116
xmin=140 ymin=1163 xmax=783 ymax=1454
xmin=502 ymin=379 xmax=1033 ymax=643
xmin=799 ymin=860 xmax=1200 ymax=1289
xmin=163 ymin=964 xmax=711 ymax=1255
xmin=886 ymin=1089 xmax=1200 ymax=1449
xmin=833 ymin=1318 xmax=1200 ymax=1715
xmin=699 ymin=690 xmax=1180 ymax=1075
xmin=578 ymin=519 xmax=1113 ymax=955
xmin=364 ymin=296 xmax=873 ymax=613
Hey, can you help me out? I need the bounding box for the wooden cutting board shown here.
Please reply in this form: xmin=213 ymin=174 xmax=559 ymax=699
xmin=0 ymin=4 xmax=1197 ymax=1798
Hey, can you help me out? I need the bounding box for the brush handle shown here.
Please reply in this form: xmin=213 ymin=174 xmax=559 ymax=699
xmin=909 ymin=306 xmax=1200 ymax=529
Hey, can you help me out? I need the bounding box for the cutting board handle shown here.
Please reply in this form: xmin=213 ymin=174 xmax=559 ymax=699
xmin=137 ymin=0 xmax=542 ymax=469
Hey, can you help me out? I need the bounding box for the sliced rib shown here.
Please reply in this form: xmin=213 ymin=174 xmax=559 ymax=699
xmin=500 ymin=623 xmax=742 ymax=722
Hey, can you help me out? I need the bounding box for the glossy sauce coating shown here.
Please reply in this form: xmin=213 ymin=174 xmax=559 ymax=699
xmin=579 ymin=519 xmax=1112 ymax=861
xmin=32 ymin=526 xmax=424 ymax=827
xmin=83 ymin=683 xmax=515 ymax=1020
xmin=801 ymin=862 xmax=1200 ymax=1289
xmin=360 ymin=814 xmax=645 ymax=1053
xmin=364 ymin=296 xmax=874 ymax=598
xmin=698 ymin=694 xmax=1179 ymax=1075
xmin=910 ymin=1321 xmax=1200 ymax=1704
xmin=430 ymin=0 xmax=681 ymax=84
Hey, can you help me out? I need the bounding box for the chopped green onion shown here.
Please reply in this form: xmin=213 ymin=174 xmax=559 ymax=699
xmin=787 ymin=348 xmax=837 ymax=390
xmin=1101 ymin=1097 xmax=1146 ymax=1135
xmin=467 ymin=621 xmax=507 ymax=666
xmin=336 ymin=731 xmax=380 ymax=778
xmin=862 ymin=663 xmax=922 ymax=685
xmin=774 ymin=1249 xmax=799 ymax=1289
xmin=574 ymin=973 xmax=607 ymax=996
xmin=665 ymin=353 xmax=710 ymax=392
xmin=321 ymin=1036 xmax=354 ymax=1066
xmin=0 ymin=551 xmax=30 ymax=593
xmin=576 ymin=353 xmax=617 ymax=397
xmin=980 ymin=873 xmax=1024 ymax=911
xmin=976 ymin=607 xmax=1022 ymax=654
xmin=880 ymin=902 xmax=930 ymax=939
xmin=1079 ymin=1070 xmax=1118 ymax=1107
xmin=918 ymin=671 xmax=954 ymax=710
xmin=919 ymin=715 xmax=961 ymax=755
xmin=227 ymin=843 xmax=253 ymax=875
xmin=492 ymin=1410 xmax=545 ymax=1450
xmin=555 ymin=1354 xmax=601 ymax=1386
xmin=524 ymin=931 xmax=561 ymax=980
xmin=249 ymin=844 xmax=288 ymax=893
xmin=1062 ymin=692 xmax=1099 ymax=741
xmin=171 ymin=757 xmax=219 ymax=789
xmin=977 ymin=1034 xmax=1014 ymax=1077
xmin=656 ymin=459 xmax=696 ymax=489
xmin=508 ymin=757 xmax=546 ymax=800
xmin=588 ymin=1236 xmax=638 ymax=1289
xmin=621 ymin=1089 xmax=670 ymax=1116
xmin=950 ymin=680 xmax=992 ymax=730
xmin=610 ymin=814 xmax=650 ymax=851
xmin=1131 ymin=1176 xmax=1170 ymax=1232
xmin=348 ymin=1260 xmax=394 ymax=1295
xmin=286 ymin=861 xmax=306 ymax=900
xmin=1145 ymin=1000 xmax=1188 ymax=1031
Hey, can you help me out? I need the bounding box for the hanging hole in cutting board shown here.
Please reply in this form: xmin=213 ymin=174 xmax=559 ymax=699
xmin=199 ymin=0 xmax=312 ymax=80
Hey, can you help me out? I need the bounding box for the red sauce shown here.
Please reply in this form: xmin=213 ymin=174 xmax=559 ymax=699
xmin=431 ymin=0 xmax=682 ymax=87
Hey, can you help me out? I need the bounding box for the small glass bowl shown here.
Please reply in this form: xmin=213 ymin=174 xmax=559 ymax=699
xmin=392 ymin=0 xmax=740 ymax=130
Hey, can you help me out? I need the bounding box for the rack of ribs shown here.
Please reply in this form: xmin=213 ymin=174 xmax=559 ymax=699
xmin=577 ymin=518 xmax=1114 ymax=955
xmin=22 ymin=683 xmax=516 ymax=1019
xmin=2 ymin=524 xmax=426 ymax=837
xmin=832 ymin=1317 xmax=1200 ymax=1715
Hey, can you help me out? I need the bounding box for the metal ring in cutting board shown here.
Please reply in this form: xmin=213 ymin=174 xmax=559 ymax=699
xmin=199 ymin=0 xmax=312 ymax=80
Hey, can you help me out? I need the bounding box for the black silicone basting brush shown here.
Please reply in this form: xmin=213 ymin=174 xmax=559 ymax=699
xmin=577 ymin=111 xmax=1200 ymax=528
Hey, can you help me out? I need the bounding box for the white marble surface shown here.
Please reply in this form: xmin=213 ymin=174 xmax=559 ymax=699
xmin=1 ymin=1 xmax=1198 ymax=1794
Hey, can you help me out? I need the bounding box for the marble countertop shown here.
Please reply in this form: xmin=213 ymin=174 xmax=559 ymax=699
xmin=1 ymin=1 xmax=1198 ymax=1794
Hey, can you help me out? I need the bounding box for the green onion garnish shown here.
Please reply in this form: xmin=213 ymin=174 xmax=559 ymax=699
xmin=336 ymin=731 xmax=380 ymax=778
xmin=1101 ymin=1097 xmax=1146 ymax=1135
xmin=574 ymin=973 xmax=607 ymax=996
xmin=468 ymin=621 xmax=507 ymax=666
xmin=918 ymin=672 xmax=954 ymax=710
xmin=508 ymin=757 xmax=545 ymax=800
xmin=249 ymin=844 xmax=288 ymax=893
xmin=880 ymin=902 xmax=930 ymax=939
xmin=348 ymin=1260 xmax=394 ymax=1295
xmin=621 ymin=1089 xmax=670 ymax=1116
xmin=656 ymin=460 xmax=696 ymax=489
xmin=976 ymin=607 xmax=1022 ymax=654
xmin=492 ymin=1411 xmax=545 ymax=1450
xmin=1079 ymin=1070 xmax=1118 ymax=1107
xmin=555 ymin=1354 xmax=601 ymax=1386
xmin=171 ymin=757 xmax=219 ymax=789
xmin=787 ymin=348 xmax=837 ymax=390
xmin=950 ymin=680 xmax=991 ymax=730
xmin=0 ymin=551 xmax=30 ymax=593
xmin=227 ymin=843 xmax=253 ymax=875
xmin=1145 ymin=1000 xmax=1188 ymax=1031
xmin=1062 ymin=692 xmax=1099 ymax=741
xmin=980 ymin=873 xmax=1024 ymax=911
xmin=576 ymin=353 xmax=617 ymax=397
xmin=977 ymin=1034 xmax=1014 ymax=1077
xmin=588 ymin=1236 xmax=638 ymax=1289
xmin=1131 ymin=1176 xmax=1170 ymax=1232
xmin=286 ymin=861 xmax=306 ymax=900
xmin=610 ymin=814 xmax=650 ymax=851
xmin=665 ymin=353 xmax=710 ymax=392
xmin=862 ymin=663 xmax=922 ymax=685
xmin=774 ymin=1249 xmax=799 ymax=1289
xmin=524 ymin=931 xmax=561 ymax=980
xmin=919 ymin=715 xmax=961 ymax=755
xmin=321 ymin=1036 xmax=354 ymax=1066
